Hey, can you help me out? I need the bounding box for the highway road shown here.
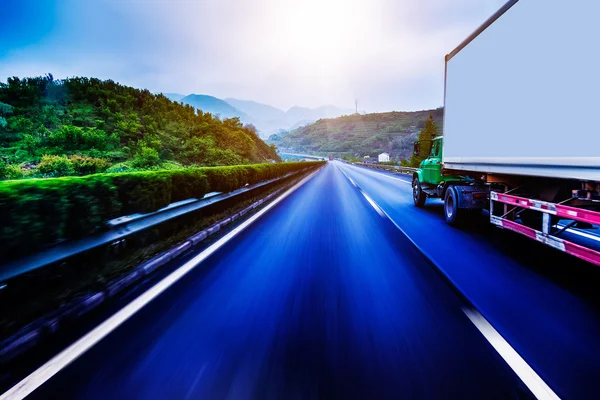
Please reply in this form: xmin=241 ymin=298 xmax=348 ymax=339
xmin=5 ymin=161 xmax=599 ymax=399
xmin=5 ymin=162 xmax=538 ymax=400
xmin=335 ymin=161 xmax=600 ymax=400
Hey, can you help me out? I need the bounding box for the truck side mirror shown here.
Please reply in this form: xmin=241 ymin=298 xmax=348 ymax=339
xmin=413 ymin=142 xmax=420 ymax=156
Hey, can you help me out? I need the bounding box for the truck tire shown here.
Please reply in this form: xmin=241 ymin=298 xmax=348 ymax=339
xmin=413 ymin=177 xmax=426 ymax=207
xmin=444 ymin=186 xmax=461 ymax=225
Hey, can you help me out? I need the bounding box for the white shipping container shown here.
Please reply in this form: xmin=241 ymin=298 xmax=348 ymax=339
xmin=443 ymin=0 xmax=600 ymax=181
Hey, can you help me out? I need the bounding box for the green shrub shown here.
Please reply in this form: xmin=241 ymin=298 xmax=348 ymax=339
xmin=132 ymin=146 xmax=160 ymax=168
xmin=160 ymin=161 xmax=184 ymax=170
xmin=37 ymin=155 xmax=75 ymax=177
xmin=0 ymin=102 xmax=13 ymax=117
xmin=14 ymin=149 xmax=29 ymax=162
xmin=70 ymin=155 xmax=111 ymax=175
xmin=105 ymin=162 xmax=135 ymax=174
xmin=48 ymin=126 xmax=83 ymax=150
xmin=0 ymin=161 xmax=25 ymax=180
xmin=0 ymin=179 xmax=70 ymax=255
xmin=3 ymin=164 xmax=24 ymax=180
xmin=22 ymin=134 xmax=41 ymax=156
xmin=170 ymin=169 xmax=208 ymax=202
xmin=201 ymin=165 xmax=245 ymax=193
xmin=111 ymin=170 xmax=173 ymax=214
xmin=37 ymin=154 xmax=110 ymax=177
xmin=61 ymin=177 xmax=120 ymax=238
xmin=0 ymin=161 xmax=322 ymax=258
xmin=81 ymin=128 xmax=108 ymax=150
xmin=104 ymin=151 xmax=127 ymax=162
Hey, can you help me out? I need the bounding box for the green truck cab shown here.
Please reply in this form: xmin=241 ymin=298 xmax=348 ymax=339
xmin=411 ymin=137 xmax=489 ymax=225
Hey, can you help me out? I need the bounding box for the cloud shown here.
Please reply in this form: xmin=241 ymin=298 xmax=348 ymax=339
xmin=0 ymin=0 xmax=508 ymax=111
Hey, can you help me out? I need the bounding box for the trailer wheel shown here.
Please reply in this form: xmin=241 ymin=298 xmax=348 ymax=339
xmin=413 ymin=177 xmax=426 ymax=207
xmin=444 ymin=186 xmax=461 ymax=225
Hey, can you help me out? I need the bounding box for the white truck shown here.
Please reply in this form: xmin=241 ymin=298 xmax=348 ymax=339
xmin=412 ymin=0 xmax=600 ymax=265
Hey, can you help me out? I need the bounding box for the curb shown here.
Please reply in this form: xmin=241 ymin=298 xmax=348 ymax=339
xmin=0 ymin=174 xmax=300 ymax=364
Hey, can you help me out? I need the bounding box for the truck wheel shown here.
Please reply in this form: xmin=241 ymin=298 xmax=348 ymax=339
xmin=444 ymin=186 xmax=461 ymax=225
xmin=413 ymin=177 xmax=426 ymax=207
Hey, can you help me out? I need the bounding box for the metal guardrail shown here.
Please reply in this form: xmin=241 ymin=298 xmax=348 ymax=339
xmin=279 ymin=153 xmax=327 ymax=161
xmin=353 ymin=162 xmax=417 ymax=174
xmin=0 ymin=168 xmax=313 ymax=282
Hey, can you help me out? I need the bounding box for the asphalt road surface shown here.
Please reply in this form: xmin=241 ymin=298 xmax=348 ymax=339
xmin=335 ymin=161 xmax=600 ymax=400
xmin=10 ymin=162 xmax=542 ymax=399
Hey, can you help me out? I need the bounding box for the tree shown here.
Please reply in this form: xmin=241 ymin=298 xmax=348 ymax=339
xmin=0 ymin=101 xmax=13 ymax=116
xmin=0 ymin=75 xmax=281 ymax=175
xmin=410 ymin=113 xmax=438 ymax=167
xmin=22 ymin=134 xmax=41 ymax=156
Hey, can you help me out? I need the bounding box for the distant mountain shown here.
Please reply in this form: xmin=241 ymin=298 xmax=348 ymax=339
xmin=268 ymin=109 xmax=444 ymax=160
xmin=284 ymin=106 xmax=314 ymax=122
xmin=285 ymin=105 xmax=353 ymax=122
xmin=162 ymin=93 xmax=353 ymax=138
xmin=244 ymin=104 xmax=353 ymax=138
xmin=225 ymin=98 xmax=285 ymax=121
xmin=180 ymin=94 xmax=247 ymax=120
xmin=222 ymin=99 xmax=352 ymax=138
xmin=162 ymin=93 xmax=185 ymax=102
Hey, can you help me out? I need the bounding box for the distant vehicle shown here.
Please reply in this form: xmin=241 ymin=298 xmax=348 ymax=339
xmin=329 ymin=154 xmax=334 ymax=161
xmin=411 ymin=0 xmax=600 ymax=266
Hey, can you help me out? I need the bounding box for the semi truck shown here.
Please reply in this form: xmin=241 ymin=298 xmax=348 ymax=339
xmin=411 ymin=0 xmax=600 ymax=266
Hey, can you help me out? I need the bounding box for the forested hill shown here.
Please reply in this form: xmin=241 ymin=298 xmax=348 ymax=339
xmin=269 ymin=109 xmax=443 ymax=160
xmin=0 ymin=76 xmax=280 ymax=179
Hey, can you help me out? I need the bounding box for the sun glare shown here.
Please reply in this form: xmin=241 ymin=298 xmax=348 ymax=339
xmin=276 ymin=0 xmax=370 ymax=68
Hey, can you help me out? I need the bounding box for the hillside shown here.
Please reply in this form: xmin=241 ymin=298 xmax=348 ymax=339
xmin=0 ymin=76 xmax=280 ymax=179
xmin=180 ymin=94 xmax=248 ymax=120
xmin=269 ymin=108 xmax=443 ymax=160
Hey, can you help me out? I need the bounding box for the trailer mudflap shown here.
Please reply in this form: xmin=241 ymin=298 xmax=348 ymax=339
xmin=454 ymin=185 xmax=489 ymax=209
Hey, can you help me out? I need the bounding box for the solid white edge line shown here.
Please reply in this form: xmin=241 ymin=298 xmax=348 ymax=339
xmin=360 ymin=191 xmax=385 ymax=217
xmin=464 ymin=309 xmax=560 ymax=400
xmin=336 ymin=164 xmax=384 ymax=217
xmin=337 ymin=161 xmax=560 ymax=400
xmin=0 ymin=167 xmax=324 ymax=400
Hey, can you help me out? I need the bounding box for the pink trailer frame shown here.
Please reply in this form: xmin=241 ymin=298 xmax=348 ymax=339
xmin=490 ymin=191 xmax=600 ymax=266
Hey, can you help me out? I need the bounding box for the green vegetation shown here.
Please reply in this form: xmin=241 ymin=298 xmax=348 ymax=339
xmin=36 ymin=154 xmax=112 ymax=176
xmin=0 ymin=75 xmax=280 ymax=179
xmin=0 ymin=169 xmax=314 ymax=340
xmin=269 ymin=108 xmax=443 ymax=161
xmin=409 ymin=114 xmax=440 ymax=167
xmin=0 ymin=161 xmax=321 ymax=259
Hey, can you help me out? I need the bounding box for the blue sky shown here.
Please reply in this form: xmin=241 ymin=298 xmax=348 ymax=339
xmin=1 ymin=0 xmax=507 ymax=112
